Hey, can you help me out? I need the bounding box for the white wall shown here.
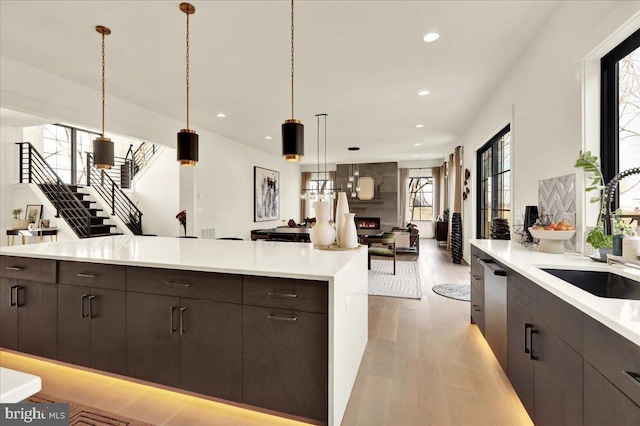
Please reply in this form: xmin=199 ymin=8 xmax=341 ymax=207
xmin=1 ymin=56 xmax=301 ymax=240
xmin=1 ymin=124 xmax=22 ymax=245
xmin=455 ymin=1 xmax=640 ymax=262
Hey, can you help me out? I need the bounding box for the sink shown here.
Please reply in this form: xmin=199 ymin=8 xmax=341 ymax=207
xmin=541 ymin=268 xmax=640 ymax=300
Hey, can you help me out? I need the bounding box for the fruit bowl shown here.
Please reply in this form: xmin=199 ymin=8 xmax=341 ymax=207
xmin=528 ymin=228 xmax=576 ymax=253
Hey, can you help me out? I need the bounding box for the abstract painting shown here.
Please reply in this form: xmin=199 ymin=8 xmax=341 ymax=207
xmin=254 ymin=166 xmax=280 ymax=222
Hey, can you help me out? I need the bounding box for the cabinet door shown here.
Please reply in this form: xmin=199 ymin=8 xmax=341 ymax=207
xmin=584 ymin=361 xmax=640 ymax=426
xmin=126 ymin=292 xmax=180 ymax=387
xmin=0 ymin=277 xmax=18 ymax=350
xmin=91 ymin=288 xmax=126 ymax=375
xmin=179 ymin=299 xmax=242 ymax=402
xmin=533 ymin=320 xmax=583 ymax=426
xmin=18 ymin=280 xmax=57 ymax=359
xmin=58 ymin=284 xmax=91 ymax=367
xmin=507 ymin=294 xmax=535 ymax=420
xmin=243 ymin=305 xmax=328 ymax=422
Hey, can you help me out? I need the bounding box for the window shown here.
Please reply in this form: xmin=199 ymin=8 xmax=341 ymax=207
xmin=42 ymin=124 xmax=99 ymax=185
xmin=601 ymin=29 xmax=640 ymax=213
xmin=477 ymin=125 xmax=511 ymax=239
xmin=408 ymin=177 xmax=433 ymax=221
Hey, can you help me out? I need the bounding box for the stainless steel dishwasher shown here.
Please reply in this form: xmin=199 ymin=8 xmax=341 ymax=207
xmin=478 ymin=258 xmax=507 ymax=371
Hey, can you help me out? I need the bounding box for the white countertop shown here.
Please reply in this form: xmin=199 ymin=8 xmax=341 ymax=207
xmin=0 ymin=367 xmax=41 ymax=403
xmin=0 ymin=236 xmax=366 ymax=281
xmin=470 ymin=239 xmax=640 ymax=347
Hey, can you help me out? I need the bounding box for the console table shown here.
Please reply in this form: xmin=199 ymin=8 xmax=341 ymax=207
xmin=6 ymin=228 xmax=58 ymax=245
xmin=435 ymin=221 xmax=448 ymax=246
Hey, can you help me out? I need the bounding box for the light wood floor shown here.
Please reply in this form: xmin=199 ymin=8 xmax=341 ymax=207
xmin=0 ymin=240 xmax=532 ymax=426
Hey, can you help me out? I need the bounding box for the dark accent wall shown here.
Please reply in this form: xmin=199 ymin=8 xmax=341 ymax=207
xmin=335 ymin=162 xmax=398 ymax=230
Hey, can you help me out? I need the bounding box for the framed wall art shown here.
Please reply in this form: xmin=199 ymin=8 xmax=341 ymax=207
xmin=254 ymin=166 xmax=280 ymax=222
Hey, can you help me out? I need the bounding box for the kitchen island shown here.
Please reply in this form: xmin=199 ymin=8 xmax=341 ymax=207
xmin=470 ymin=240 xmax=640 ymax=425
xmin=0 ymin=236 xmax=369 ymax=425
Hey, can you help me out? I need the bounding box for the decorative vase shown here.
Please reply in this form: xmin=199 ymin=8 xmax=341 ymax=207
xmin=335 ymin=192 xmax=349 ymax=245
xmin=339 ymin=213 xmax=358 ymax=248
xmin=310 ymin=200 xmax=336 ymax=247
xmin=11 ymin=219 xmax=29 ymax=230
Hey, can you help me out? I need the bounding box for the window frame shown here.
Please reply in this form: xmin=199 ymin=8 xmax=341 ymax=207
xmin=600 ymin=28 xmax=640 ymax=208
xmin=407 ymin=176 xmax=434 ymax=222
xmin=43 ymin=123 xmax=100 ymax=185
xmin=476 ymin=124 xmax=511 ymax=239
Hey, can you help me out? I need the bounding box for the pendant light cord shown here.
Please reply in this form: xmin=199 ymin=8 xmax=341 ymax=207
xmin=186 ymin=11 xmax=191 ymax=130
xmin=290 ymin=0 xmax=295 ymax=120
xmin=316 ymin=115 xmax=320 ymax=177
xmin=101 ymin=32 xmax=106 ymax=138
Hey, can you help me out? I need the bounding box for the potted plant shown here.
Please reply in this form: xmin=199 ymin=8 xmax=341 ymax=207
xmin=443 ymin=208 xmax=450 ymax=222
xmin=11 ymin=209 xmax=28 ymax=230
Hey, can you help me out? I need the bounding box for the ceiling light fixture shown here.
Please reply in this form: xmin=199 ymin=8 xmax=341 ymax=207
xmin=265 ymin=136 xmax=272 ymax=140
xmin=177 ymin=3 xmax=198 ymax=166
xmin=216 ymin=113 xmax=226 ymax=118
xmin=347 ymin=147 xmax=361 ymax=198
xmin=423 ymin=32 xmax=440 ymax=43
xmin=281 ymin=0 xmax=304 ymax=162
xmin=415 ymin=143 xmax=421 ymax=146
xmin=93 ymin=25 xmax=114 ymax=170
xmin=418 ymin=90 xmax=430 ymax=96
xmin=416 ymin=124 xmax=424 ymax=128
xmin=300 ymin=114 xmax=332 ymax=201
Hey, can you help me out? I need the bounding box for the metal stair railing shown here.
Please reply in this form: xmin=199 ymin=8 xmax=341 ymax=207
xmin=86 ymin=153 xmax=143 ymax=235
xmin=16 ymin=142 xmax=92 ymax=238
xmin=96 ymin=142 xmax=160 ymax=189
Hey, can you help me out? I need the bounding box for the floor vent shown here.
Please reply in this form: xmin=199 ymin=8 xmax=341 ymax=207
xmin=201 ymin=227 xmax=215 ymax=239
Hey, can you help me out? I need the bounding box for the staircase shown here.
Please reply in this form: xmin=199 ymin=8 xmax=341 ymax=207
xmin=99 ymin=141 xmax=161 ymax=190
xmin=17 ymin=142 xmax=122 ymax=238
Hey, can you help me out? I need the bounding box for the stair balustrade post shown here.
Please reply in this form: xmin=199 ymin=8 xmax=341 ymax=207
xmin=18 ymin=143 xmax=24 ymax=183
xmin=111 ymin=184 xmax=115 ymax=216
xmin=55 ymin=180 xmax=60 ymax=218
xmin=28 ymin=146 xmax=32 ymax=183
xmin=86 ymin=154 xmax=91 ymax=186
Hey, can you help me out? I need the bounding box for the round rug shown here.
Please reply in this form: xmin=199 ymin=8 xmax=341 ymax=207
xmin=432 ymin=284 xmax=470 ymax=301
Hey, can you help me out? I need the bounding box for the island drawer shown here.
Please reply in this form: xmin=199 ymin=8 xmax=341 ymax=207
xmin=58 ymin=261 xmax=126 ymax=290
xmin=127 ymin=267 xmax=242 ymax=304
xmin=471 ymin=245 xmax=487 ymax=285
xmin=0 ymin=256 xmax=56 ymax=283
xmin=583 ymin=314 xmax=640 ymax=406
xmin=243 ymin=277 xmax=328 ymax=314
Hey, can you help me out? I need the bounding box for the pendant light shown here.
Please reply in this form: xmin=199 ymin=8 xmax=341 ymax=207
xmin=93 ymin=25 xmax=114 ymax=170
xmin=177 ymin=2 xmax=198 ymax=166
xmin=282 ymin=0 xmax=304 ymax=162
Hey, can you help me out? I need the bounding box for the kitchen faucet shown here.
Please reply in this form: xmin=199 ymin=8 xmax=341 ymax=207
xmin=603 ymin=166 xmax=640 ymax=235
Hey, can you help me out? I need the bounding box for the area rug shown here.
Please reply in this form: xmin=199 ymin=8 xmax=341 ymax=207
xmin=432 ymin=284 xmax=470 ymax=301
xmin=368 ymin=259 xmax=422 ymax=299
xmin=29 ymin=393 xmax=153 ymax=426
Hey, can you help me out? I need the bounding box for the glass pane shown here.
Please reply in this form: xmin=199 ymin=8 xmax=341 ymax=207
xmin=503 ymin=134 xmax=511 ymax=172
xmin=618 ymin=46 xmax=640 ymax=211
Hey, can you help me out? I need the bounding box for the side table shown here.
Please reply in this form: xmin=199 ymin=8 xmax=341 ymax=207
xmin=6 ymin=228 xmax=59 ymax=245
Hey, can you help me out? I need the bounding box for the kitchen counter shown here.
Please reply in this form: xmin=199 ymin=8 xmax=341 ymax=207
xmin=0 ymin=236 xmax=368 ymax=425
xmin=470 ymin=239 xmax=640 ymax=346
xmin=0 ymin=367 xmax=41 ymax=403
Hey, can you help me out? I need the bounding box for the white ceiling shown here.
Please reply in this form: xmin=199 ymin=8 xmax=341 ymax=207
xmin=0 ymin=1 xmax=557 ymax=165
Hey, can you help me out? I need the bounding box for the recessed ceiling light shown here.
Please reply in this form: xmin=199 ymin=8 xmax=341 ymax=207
xmin=413 ymin=154 xmax=419 ymax=157
xmin=265 ymin=136 xmax=272 ymax=140
xmin=416 ymin=124 xmax=424 ymax=128
xmin=418 ymin=90 xmax=430 ymax=96
xmin=216 ymin=113 xmax=226 ymax=118
xmin=423 ymin=33 xmax=440 ymax=43
xmin=414 ymin=143 xmax=421 ymax=146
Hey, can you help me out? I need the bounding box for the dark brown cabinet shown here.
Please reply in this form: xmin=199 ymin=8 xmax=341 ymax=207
xmin=243 ymin=305 xmax=328 ymax=422
xmin=1 ymin=257 xmax=57 ymax=358
xmin=507 ymin=293 xmax=535 ymax=419
xmin=584 ymin=361 xmax=640 ymax=426
xmin=58 ymin=284 xmax=126 ymax=374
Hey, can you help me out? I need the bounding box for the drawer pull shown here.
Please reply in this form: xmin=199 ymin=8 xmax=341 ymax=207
xmin=166 ymin=281 xmax=191 ymax=288
xmin=472 ymin=304 xmax=481 ymax=312
xmin=267 ymin=291 xmax=298 ymax=299
xmin=267 ymin=314 xmax=298 ymax=322
xmin=76 ymin=273 xmax=96 ymax=278
xmin=4 ymin=266 xmax=23 ymax=271
xmin=9 ymin=285 xmax=18 ymax=307
xmin=624 ymin=371 xmax=640 ymax=386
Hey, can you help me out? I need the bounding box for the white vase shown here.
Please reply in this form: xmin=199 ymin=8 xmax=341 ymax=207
xmin=335 ymin=192 xmax=350 ymax=245
xmin=310 ymin=200 xmax=336 ymax=247
xmin=339 ymin=213 xmax=358 ymax=249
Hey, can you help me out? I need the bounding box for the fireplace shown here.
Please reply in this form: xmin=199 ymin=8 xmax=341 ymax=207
xmin=355 ymin=217 xmax=381 ymax=230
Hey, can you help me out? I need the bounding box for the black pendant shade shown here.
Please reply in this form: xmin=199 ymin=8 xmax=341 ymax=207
xmin=177 ymin=129 xmax=198 ymax=166
xmin=282 ymin=119 xmax=304 ymax=162
xmin=93 ymin=136 xmax=114 ymax=170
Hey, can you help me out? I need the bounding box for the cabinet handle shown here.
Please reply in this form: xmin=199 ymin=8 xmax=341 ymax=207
xmin=624 ymin=371 xmax=640 ymax=386
xmin=81 ymin=294 xmax=90 ymax=318
xmin=16 ymin=286 xmax=24 ymax=307
xmin=524 ymin=323 xmax=533 ymax=354
xmin=267 ymin=291 xmax=298 ymax=298
xmin=529 ymin=328 xmax=539 ymax=360
xmin=165 ymin=281 xmax=191 ymax=288
xmin=170 ymin=306 xmax=177 ymax=333
xmin=88 ymin=295 xmax=97 ymax=319
xmin=472 ymin=275 xmax=482 ymax=281
xmin=9 ymin=285 xmax=18 ymax=307
xmin=76 ymin=273 xmax=96 ymax=278
xmin=267 ymin=314 xmax=298 ymax=322
xmin=472 ymin=304 xmax=481 ymax=312
xmin=180 ymin=307 xmax=187 ymax=335
xmin=4 ymin=266 xmax=23 ymax=271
